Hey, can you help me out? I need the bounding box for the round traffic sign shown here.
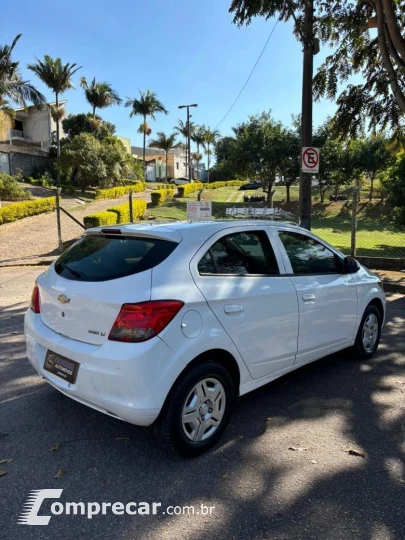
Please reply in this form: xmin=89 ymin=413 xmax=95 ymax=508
xmin=302 ymin=147 xmax=319 ymax=169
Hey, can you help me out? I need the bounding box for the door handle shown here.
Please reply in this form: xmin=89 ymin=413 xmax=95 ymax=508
xmin=224 ymin=304 xmax=244 ymax=314
xmin=302 ymin=294 xmax=316 ymax=302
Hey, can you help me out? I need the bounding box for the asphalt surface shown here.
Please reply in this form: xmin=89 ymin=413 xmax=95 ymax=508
xmin=1 ymin=267 xmax=405 ymax=540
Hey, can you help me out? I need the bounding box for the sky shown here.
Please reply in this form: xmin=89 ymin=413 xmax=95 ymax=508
xmin=3 ymin=0 xmax=343 ymax=149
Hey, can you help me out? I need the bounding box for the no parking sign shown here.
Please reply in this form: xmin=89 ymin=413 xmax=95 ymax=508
xmin=302 ymin=147 xmax=320 ymax=174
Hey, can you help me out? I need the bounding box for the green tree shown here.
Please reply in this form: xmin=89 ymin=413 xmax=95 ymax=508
xmin=62 ymin=113 xmax=116 ymax=140
xmin=382 ymin=150 xmax=405 ymax=227
xmin=192 ymin=125 xmax=207 ymax=179
xmin=57 ymin=133 xmax=106 ymax=192
xmin=125 ymin=90 xmax=168 ymax=175
xmin=277 ymin=128 xmax=300 ymax=202
xmin=148 ymin=131 xmax=180 ymax=183
xmin=101 ymin=136 xmax=139 ymax=184
xmin=203 ymin=127 xmax=220 ymax=183
xmin=229 ymin=1 xmax=405 ymax=139
xmin=353 ymin=136 xmax=393 ymax=200
xmin=232 ymin=112 xmax=286 ymax=204
xmin=0 ymin=34 xmax=46 ymax=110
xmin=27 ymin=56 xmax=81 ymax=173
xmin=80 ymin=77 xmax=122 ymax=118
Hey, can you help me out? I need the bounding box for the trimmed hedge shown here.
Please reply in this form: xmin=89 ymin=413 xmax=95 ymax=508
xmin=155 ymin=184 xmax=174 ymax=190
xmin=83 ymin=200 xmax=147 ymax=228
xmin=204 ymin=180 xmax=248 ymax=189
xmin=151 ymin=189 xmax=175 ymax=206
xmin=177 ymin=183 xmax=204 ymax=197
xmin=107 ymin=200 xmax=147 ymax=223
xmin=94 ymin=182 xmax=146 ymax=200
xmin=83 ymin=211 xmax=118 ymax=228
xmin=0 ymin=197 xmax=56 ymax=224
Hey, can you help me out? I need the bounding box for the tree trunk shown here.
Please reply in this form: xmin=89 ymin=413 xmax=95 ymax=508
xmin=381 ymin=0 xmax=405 ymax=64
xmin=319 ymin=181 xmax=325 ymax=203
xmin=165 ymin=151 xmax=168 ymax=183
xmin=55 ymin=91 xmax=61 ymax=186
xmin=92 ymin=105 xmax=96 ymax=118
xmin=369 ymin=174 xmax=374 ymax=201
xmin=334 ymin=182 xmax=339 ymax=199
xmin=286 ymin=183 xmax=291 ymax=202
xmin=375 ymin=0 xmax=405 ymax=114
xmin=207 ymin=143 xmax=210 ymax=183
xmin=197 ymin=143 xmax=200 ymax=180
xmin=143 ymin=114 xmax=146 ymax=179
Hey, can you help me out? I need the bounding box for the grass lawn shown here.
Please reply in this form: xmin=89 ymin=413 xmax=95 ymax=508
xmin=147 ymin=185 xmax=405 ymax=258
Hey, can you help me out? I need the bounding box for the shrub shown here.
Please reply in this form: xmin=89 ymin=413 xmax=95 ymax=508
xmin=83 ymin=211 xmax=118 ymax=228
xmin=177 ymin=183 xmax=204 ymax=197
xmin=0 ymin=173 xmax=31 ymax=200
xmin=151 ymin=189 xmax=175 ymax=206
xmin=204 ymin=180 xmax=248 ymax=189
xmin=155 ymin=184 xmax=173 ymax=190
xmin=107 ymin=200 xmax=147 ymax=223
xmin=0 ymin=196 xmax=56 ymax=224
xmin=94 ymin=182 xmax=145 ymax=200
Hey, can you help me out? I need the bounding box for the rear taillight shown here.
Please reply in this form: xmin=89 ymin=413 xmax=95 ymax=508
xmin=108 ymin=301 xmax=184 ymax=343
xmin=30 ymin=284 xmax=40 ymax=313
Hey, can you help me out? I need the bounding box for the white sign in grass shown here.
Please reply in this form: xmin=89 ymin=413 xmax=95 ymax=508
xmin=187 ymin=201 xmax=212 ymax=221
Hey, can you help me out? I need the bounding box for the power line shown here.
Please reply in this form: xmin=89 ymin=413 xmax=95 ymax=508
xmin=214 ymin=19 xmax=279 ymax=131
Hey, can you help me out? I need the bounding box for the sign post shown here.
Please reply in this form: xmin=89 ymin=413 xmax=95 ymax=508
xmin=302 ymin=147 xmax=320 ymax=174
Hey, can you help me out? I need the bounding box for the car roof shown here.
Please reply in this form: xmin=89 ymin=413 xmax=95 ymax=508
xmin=88 ymin=220 xmax=300 ymax=240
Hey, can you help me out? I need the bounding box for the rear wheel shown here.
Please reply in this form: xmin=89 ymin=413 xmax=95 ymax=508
xmin=352 ymin=305 xmax=382 ymax=360
xmin=155 ymin=362 xmax=236 ymax=457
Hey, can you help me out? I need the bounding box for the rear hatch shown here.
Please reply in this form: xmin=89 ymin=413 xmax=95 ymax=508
xmin=37 ymin=231 xmax=179 ymax=345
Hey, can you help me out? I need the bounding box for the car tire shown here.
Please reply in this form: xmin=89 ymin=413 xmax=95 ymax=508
xmin=351 ymin=305 xmax=382 ymax=360
xmin=155 ymin=361 xmax=236 ymax=457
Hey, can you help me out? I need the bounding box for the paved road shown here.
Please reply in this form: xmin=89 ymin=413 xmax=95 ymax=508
xmin=1 ymin=267 xmax=405 ymax=540
xmin=0 ymin=191 xmax=151 ymax=267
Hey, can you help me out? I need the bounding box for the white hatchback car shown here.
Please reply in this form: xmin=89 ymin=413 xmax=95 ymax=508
xmin=25 ymin=221 xmax=385 ymax=456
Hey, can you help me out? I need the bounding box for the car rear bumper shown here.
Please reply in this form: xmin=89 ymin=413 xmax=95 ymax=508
xmin=24 ymin=309 xmax=187 ymax=426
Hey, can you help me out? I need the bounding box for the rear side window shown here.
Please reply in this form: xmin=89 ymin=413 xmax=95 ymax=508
xmin=198 ymin=230 xmax=279 ymax=276
xmin=55 ymin=235 xmax=178 ymax=282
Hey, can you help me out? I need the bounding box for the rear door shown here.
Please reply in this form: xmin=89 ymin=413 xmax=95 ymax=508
xmin=190 ymin=226 xmax=299 ymax=379
xmin=37 ymin=233 xmax=178 ymax=345
xmin=276 ymin=228 xmax=358 ymax=365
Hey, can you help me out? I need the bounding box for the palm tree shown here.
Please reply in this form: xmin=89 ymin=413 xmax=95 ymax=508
xmin=28 ymin=56 xmax=81 ymax=165
xmin=0 ymin=34 xmax=46 ymax=112
xmin=203 ymin=127 xmax=219 ymax=183
xmin=80 ymin=76 xmax=121 ymax=118
xmin=148 ymin=132 xmax=180 ymax=183
xmin=192 ymin=125 xmax=207 ymax=179
xmin=125 ymin=90 xmax=168 ymax=175
xmin=174 ymin=119 xmax=195 ymax=174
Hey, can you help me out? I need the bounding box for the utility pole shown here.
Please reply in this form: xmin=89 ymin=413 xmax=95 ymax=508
xmin=179 ymin=103 xmax=198 ymax=182
xmin=299 ymin=0 xmax=316 ymax=230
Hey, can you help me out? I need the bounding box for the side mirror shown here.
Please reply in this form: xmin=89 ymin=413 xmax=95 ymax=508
xmin=343 ymin=256 xmax=360 ymax=274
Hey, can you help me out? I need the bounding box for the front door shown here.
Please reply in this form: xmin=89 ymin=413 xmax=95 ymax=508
xmin=190 ymin=227 xmax=299 ymax=379
xmin=276 ymin=229 xmax=358 ymax=365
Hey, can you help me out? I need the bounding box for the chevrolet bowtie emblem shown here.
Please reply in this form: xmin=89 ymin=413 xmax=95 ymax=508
xmin=57 ymin=294 xmax=71 ymax=304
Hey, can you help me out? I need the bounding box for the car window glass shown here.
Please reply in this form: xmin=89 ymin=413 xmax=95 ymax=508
xmin=55 ymin=235 xmax=177 ymax=282
xmin=198 ymin=231 xmax=279 ymax=275
xmin=279 ymin=231 xmax=339 ymax=274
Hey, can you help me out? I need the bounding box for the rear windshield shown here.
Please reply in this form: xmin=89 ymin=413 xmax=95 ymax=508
xmin=55 ymin=235 xmax=178 ymax=282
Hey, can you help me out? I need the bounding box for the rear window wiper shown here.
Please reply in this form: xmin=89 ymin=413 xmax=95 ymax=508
xmin=57 ymin=261 xmax=82 ymax=279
